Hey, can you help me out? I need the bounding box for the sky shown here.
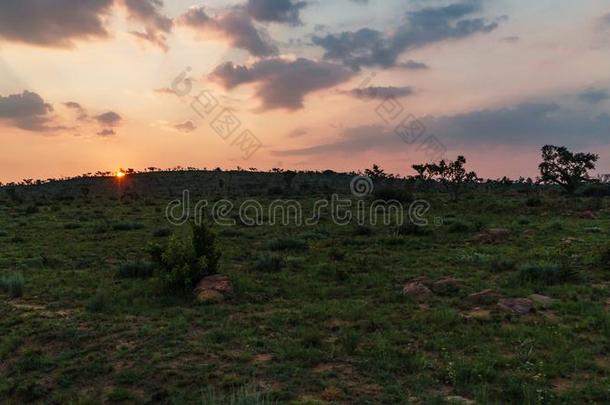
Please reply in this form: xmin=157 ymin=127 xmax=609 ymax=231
xmin=0 ymin=0 xmax=609 ymax=183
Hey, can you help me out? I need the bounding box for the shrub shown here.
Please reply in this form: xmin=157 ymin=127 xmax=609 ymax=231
xmin=600 ymin=246 xmax=610 ymax=270
xmin=253 ymin=254 xmax=285 ymax=273
xmin=490 ymin=257 xmax=517 ymax=273
xmin=24 ymin=205 xmax=39 ymax=215
xmin=517 ymin=262 xmax=579 ymax=285
xmin=329 ymin=248 xmax=346 ymax=261
xmin=117 ymin=261 xmax=156 ymax=279
xmin=112 ymin=222 xmax=144 ymax=231
xmin=0 ymin=273 xmax=24 ymax=298
xmin=374 ymin=187 xmax=412 ymax=203
xmin=152 ymin=227 xmax=171 ymax=237
xmin=579 ymin=184 xmax=610 ymax=197
xmin=149 ymin=222 xmax=221 ymax=291
xmin=353 ymin=225 xmax=374 ymax=236
xmin=395 ymin=222 xmax=431 ymax=237
xmin=0 ymin=230 xmax=8 ymax=237
xmin=86 ymin=287 xmax=110 ymax=312
xmin=447 ymin=220 xmax=472 ymax=233
xmin=267 ymin=186 xmax=284 ymax=196
xmin=64 ymin=223 xmax=82 ymax=230
xmin=266 ymin=237 xmax=308 ymax=252
xmin=525 ymin=196 xmax=543 ymax=207
xmin=201 ymin=386 xmax=273 ymax=405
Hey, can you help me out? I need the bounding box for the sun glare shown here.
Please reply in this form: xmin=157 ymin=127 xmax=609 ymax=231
xmin=115 ymin=170 xmax=126 ymax=179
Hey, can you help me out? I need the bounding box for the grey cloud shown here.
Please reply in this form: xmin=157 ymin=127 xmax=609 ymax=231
xmin=400 ymin=60 xmax=430 ymax=70
xmin=179 ymin=6 xmax=277 ymax=57
xmin=346 ymin=86 xmax=414 ymax=100
xmin=97 ymin=128 xmax=116 ymax=136
xmin=95 ymin=111 xmax=122 ymax=126
xmin=275 ymin=101 xmax=610 ymax=156
xmin=64 ymin=102 xmax=89 ymax=121
xmin=174 ymin=120 xmax=196 ymax=133
xmin=0 ymin=91 xmax=60 ymax=131
xmin=211 ymin=58 xmax=354 ymax=110
xmin=122 ymin=0 xmax=173 ymax=51
xmin=246 ymin=0 xmax=307 ymax=26
xmin=578 ymin=88 xmax=610 ymax=105
xmin=312 ymin=1 xmax=499 ymax=70
xmin=0 ymin=0 xmax=113 ymax=48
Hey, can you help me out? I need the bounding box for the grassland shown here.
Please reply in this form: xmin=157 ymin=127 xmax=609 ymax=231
xmin=1 ymin=171 xmax=610 ymax=404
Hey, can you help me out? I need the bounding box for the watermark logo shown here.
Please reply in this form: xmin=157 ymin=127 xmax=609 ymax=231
xmin=170 ymin=67 xmax=263 ymax=160
xmin=165 ymin=176 xmax=438 ymax=228
xmin=350 ymin=176 xmax=374 ymax=197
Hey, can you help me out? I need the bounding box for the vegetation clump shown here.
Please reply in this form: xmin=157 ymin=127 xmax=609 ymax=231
xmin=149 ymin=223 xmax=221 ymax=291
xmin=0 ymin=272 xmax=24 ymax=298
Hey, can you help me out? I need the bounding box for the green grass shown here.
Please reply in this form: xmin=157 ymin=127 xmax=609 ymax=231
xmin=1 ymin=174 xmax=610 ymax=403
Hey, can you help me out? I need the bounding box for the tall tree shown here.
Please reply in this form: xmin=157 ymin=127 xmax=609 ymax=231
xmin=538 ymin=145 xmax=598 ymax=194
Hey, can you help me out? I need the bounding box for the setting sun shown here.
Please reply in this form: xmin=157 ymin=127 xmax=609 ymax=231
xmin=115 ymin=170 xmax=126 ymax=179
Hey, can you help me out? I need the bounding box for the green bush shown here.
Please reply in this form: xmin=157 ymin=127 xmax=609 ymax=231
xmin=112 ymin=222 xmax=144 ymax=231
xmin=0 ymin=272 xmax=24 ymax=298
xmin=490 ymin=257 xmax=517 ymax=273
xmin=149 ymin=222 xmax=221 ymax=291
xmin=86 ymin=287 xmax=110 ymax=312
xmin=374 ymin=187 xmax=412 ymax=203
xmin=601 ymin=246 xmax=610 ymax=270
xmin=517 ymin=262 xmax=579 ymax=285
xmin=525 ymin=196 xmax=543 ymax=207
xmin=395 ymin=222 xmax=431 ymax=237
xmin=353 ymin=225 xmax=374 ymax=236
xmin=447 ymin=220 xmax=472 ymax=233
xmin=117 ymin=261 xmax=156 ymax=279
xmin=152 ymin=227 xmax=171 ymax=237
xmin=253 ymin=253 xmax=285 ymax=273
xmin=266 ymin=237 xmax=308 ymax=252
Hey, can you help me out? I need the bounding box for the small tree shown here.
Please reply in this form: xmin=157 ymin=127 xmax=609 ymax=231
xmin=411 ymin=156 xmax=479 ymax=201
xmin=364 ymin=164 xmax=389 ymax=181
xmin=149 ymin=222 xmax=221 ymax=291
xmin=538 ymin=145 xmax=598 ymax=194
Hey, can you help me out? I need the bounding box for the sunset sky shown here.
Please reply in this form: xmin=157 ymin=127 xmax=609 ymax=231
xmin=1 ymin=0 xmax=609 ymax=183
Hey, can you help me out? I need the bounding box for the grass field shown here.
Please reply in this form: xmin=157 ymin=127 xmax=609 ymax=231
xmin=1 ymin=171 xmax=610 ymax=404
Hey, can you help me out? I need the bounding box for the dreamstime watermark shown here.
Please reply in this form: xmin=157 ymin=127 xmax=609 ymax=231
xmin=165 ymin=176 xmax=433 ymax=227
xmin=170 ymin=67 xmax=263 ymax=160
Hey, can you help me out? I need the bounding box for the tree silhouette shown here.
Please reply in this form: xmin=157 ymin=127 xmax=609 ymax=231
xmin=538 ymin=145 xmax=598 ymax=194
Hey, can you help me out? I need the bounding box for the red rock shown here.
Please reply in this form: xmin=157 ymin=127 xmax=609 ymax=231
xmin=498 ymin=298 xmax=533 ymax=315
xmin=578 ymin=211 xmax=596 ymax=219
xmin=194 ymin=274 xmax=233 ymax=303
xmin=466 ymin=289 xmax=502 ymax=305
xmin=402 ymin=282 xmax=433 ymax=299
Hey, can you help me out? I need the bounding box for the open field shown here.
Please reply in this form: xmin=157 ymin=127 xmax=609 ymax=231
xmin=1 ymin=171 xmax=610 ymax=404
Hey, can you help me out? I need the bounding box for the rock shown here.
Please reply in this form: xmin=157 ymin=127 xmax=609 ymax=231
xmin=498 ymin=298 xmax=533 ymax=315
xmin=402 ymin=282 xmax=433 ymax=299
xmin=466 ymin=289 xmax=502 ymax=305
xmin=194 ymin=274 xmax=233 ymax=303
xmin=463 ymin=307 xmax=492 ymax=320
xmin=529 ymin=294 xmax=555 ymax=307
xmin=321 ymin=386 xmax=342 ymax=401
xmin=431 ymin=277 xmax=461 ymax=295
xmin=488 ymin=228 xmax=511 ymax=238
xmin=446 ymin=395 xmax=476 ymax=404
xmin=410 ymin=276 xmax=433 ymax=287
xmin=578 ymin=210 xmax=596 ymax=220
xmin=474 ymin=228 xmax=511 ymax=244
xmin=561 ymin=237 xmax=580 ymax=246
